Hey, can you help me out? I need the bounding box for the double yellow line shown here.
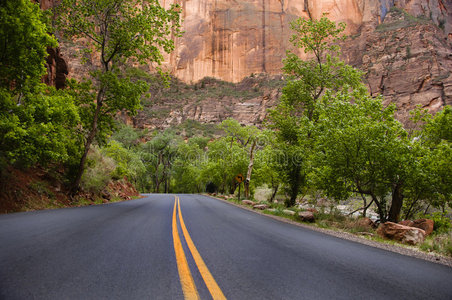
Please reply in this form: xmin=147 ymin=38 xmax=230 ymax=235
xmin=172 ymin=196 xmax=226 ymax=300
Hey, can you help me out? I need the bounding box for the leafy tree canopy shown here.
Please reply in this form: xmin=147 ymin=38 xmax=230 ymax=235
xmin=0 ymin=0 xmax=57 ymax=92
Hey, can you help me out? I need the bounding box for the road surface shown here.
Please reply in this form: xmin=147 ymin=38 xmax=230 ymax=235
xmin=1 ymin=194 xmax=451 ymax=299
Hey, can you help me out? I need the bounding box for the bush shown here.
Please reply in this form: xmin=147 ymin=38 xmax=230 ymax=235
xmin=81 ymin=147 xmax=116 ymax=193
xmin=428 ymin=212 xmax=451 ymax=234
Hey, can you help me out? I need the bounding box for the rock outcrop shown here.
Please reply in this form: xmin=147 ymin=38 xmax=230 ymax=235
xmin=342 ymin=8 xmax=452 ymax=121
xmin=377 ymin=221 xmax=426 ymax=245
xmin=43 ymin=47 xmax=68 ymax=90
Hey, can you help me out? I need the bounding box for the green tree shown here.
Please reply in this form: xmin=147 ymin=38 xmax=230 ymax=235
xmin=267 ymin=15 xmax=363 ymax=206
xmin=219 ymin=119 xmax=261 ymax=198
xmin=0 ymin=86 xmax=80 ymax=169
xmin=140 ymin=131 xmax=181 ymax=193
xmin=313 ymin=90 xmax=423 ymax=222
xmin=0 ymin=0 xmax=80 ymax=173
xmin=0 ymin=0 xmax=57 ymax=93
xmin=102 ymin=140 xmax=145 ymax=185
xmin=200 ymin=137 xmax=248 ymax=195
xmin=172 ymin=139 xmax=206 ymax=193
xmin=55 ymin=0 xmax=182 ymax=193
xmin=253 ymin=137 xmax=283 ymax=202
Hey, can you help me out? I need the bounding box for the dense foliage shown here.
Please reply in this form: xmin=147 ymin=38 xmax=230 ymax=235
xmin=0 ymin=0 xmax=79 ymax=173
xmin=55 ymin=0 xmax=182 ymax=192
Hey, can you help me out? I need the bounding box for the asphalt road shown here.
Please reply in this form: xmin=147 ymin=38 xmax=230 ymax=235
xmin=1 ymin=194 xmax=451 ymax=299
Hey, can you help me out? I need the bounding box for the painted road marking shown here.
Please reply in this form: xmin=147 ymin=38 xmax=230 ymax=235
xmin=177 ymin=196 xmax=227 ymax=300
xmin=172 ymin=198 xmax=200 ymax=300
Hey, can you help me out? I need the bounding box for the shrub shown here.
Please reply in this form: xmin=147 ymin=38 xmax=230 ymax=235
xmin=428 ymin=212 xmax=451 ymax=234
xmin=81 ymin=147 xmax=116 ymax=193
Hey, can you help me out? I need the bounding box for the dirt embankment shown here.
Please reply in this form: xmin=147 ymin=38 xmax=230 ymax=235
xmin=0 ymin=166 xmax=139 ymax=214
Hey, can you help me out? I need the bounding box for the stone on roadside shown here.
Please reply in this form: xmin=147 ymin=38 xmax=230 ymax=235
xmin=283 ymin=209 xmax=295 ymax=216
xmin=298 ymin=211 xmax=315 ymax=222
xmin=412 ymin=219 xmax=434 ymax=236
xmin=241 ymin=200 xmax=255 ymax=206
xmin=377 ymin=222 xmax=426 ymax=245
xmin=253 ymin=204 xmax=269 ymax=210
xmin=398 ymin=220 xmax=414 ymax=227
xmin=306 ymin=208 xmax=318 ymax=214
xmin=398 ymin=219 xmax=434 ymax=236
xmin=356 ymin=217 xmax=376 ymax=229
xmin=267 ymin=208 xmax=277 ymax=212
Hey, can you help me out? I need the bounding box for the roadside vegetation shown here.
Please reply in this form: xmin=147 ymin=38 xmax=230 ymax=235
xmin=0 ymin=0 xmax=180 ymax=209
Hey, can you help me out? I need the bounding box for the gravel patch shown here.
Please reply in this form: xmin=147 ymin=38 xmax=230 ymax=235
xmin=207 ymin=195 xmax=452 ymax=268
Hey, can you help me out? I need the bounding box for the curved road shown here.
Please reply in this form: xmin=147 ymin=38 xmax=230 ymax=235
xmin=1 ymin=194 xmax=451 ymax=299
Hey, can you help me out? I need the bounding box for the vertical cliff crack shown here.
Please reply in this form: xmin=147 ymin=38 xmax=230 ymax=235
xmin=262 ymin=0 xmax=267 ymax=73
xmin=304 ymin=0 xmax=312 ymax=20
xmin=211 ymin=0 xmax=217 ymax=76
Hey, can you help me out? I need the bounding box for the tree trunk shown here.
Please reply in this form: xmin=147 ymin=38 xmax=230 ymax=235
xmin=372 ymin=194 xmax=386 ymax=222
xmin=71 ymin=88 xmax=104 ymax=194
xmin=244 ymin=140 xmax=256 ymax=199
xmin=361 ymin=193 xmax=367 ymax=217
xmin=388 ymin=183 xmax=404 ymax=222
xmin=286 ymin=165 xmax=301 ymax=207
xmin=403 ymin=196 xmax=420 ymax=220
xmin=270 ymin=183 xmax=279 ymax=203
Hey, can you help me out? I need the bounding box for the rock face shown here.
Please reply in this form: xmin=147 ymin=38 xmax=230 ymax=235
xmin=43 ymin=47 xmax=68 ymax=90
xmin=160 ymin=0 xmax=452 ymax=84
xmin=343 ymin=8 xmax=452 ymax=121
xmin=150 ymin=1 xmax=452 ymax=127
xmin=377 ymin=221 xmax=426 ymax=245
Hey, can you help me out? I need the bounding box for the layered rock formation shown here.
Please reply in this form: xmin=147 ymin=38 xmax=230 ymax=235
xmin=161 ymin=0 xmax=452 ymax=83
xmin=343 ymin=7 xmax=452 ymax=121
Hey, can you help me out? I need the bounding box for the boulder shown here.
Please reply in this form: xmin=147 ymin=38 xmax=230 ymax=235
xmin=398 ymin=220 xmax=414 ymax=227
xmin=253 ymin=204 xmax=269 ymax=210
xmin=398 ymin=219 xmax=434 ymax=236
xmin=282 ymin=209 xmax=295 ymax=216
xmin=306 ymin=208 xmax=318 ymax=214
xmin=241 ymin=200 xmax=255 ymax=206
xmin=412 ymin=219 xmax=435 ymax=236
xmin=356 ymin=217 xmax=376 ymax=230
xmin=267 ymin=208 xmax=277 ymax=213
xmin=377 ymin=222 xmax=426 ymax=245
xmin=298 ymin=211 xmax=315 ymax=223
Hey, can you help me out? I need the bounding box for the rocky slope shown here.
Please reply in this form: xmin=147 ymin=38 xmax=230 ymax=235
xmin=343 ymin=7 xmax=452 ymax=122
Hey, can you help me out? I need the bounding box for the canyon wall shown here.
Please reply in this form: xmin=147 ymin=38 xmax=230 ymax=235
xmin=160 ymin=0 xmax=452 ymax=83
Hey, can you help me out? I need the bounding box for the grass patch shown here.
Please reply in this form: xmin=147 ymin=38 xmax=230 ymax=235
xmin=420 ymin=233 xmax=452 ymax=256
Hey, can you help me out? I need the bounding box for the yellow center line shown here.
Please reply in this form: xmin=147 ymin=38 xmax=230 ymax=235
xmin=177 ymin=196 xmax=227 ymax=300
xmin=172 ymin=197 xmax=200 ymax=300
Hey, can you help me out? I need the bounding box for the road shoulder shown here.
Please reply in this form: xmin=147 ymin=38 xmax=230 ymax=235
xmin=205 ymin=194 xmax=452 ymax=268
